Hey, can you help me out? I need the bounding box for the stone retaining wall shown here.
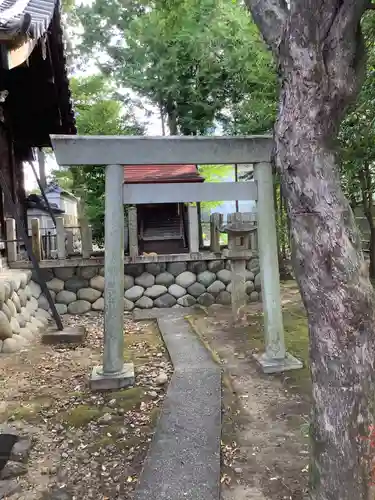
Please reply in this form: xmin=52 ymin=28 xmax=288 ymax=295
xmin=0 ymin=270 xmax=50 ymax=354
xmin=31 ymin=258 xmax=261 ymax=314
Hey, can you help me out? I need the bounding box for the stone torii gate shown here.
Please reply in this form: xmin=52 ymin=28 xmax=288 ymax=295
xmin=51 ymin=135 xmax=302 ymax=388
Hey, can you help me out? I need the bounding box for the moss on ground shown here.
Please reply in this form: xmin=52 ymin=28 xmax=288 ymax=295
xmin=61 ymin=405 xmax=103 ymax=427
xmin=70 ymin=391 xmax=86 ymax=398
xmin=58 ymin=322 xmax=164 ymax=429
xmin=282 ymin=308 xmax=310 ymax=394
xmin=148 ymin=406 xmax=160 ymax=426
xmin=187 ymin=287 xmax=311 ymax=477
xmin=8 ymin=403 xmax=41 ymax=421
xmin=89 ymin=406 xmax=161 ymax=453
xmin=187 ymin=291 xmax=310 ymax=398
xmin=59 ymin=386 xmax=150 ymax=428
xmin=53 ymin=320 xmax=166 ymax=432
xmin=246 ymin=304 xmax=310 ymax=396
xmin=3 ymin=397 xmax=54 ymax=423
xmin=110 ymin=386 xmax=147 ymax=411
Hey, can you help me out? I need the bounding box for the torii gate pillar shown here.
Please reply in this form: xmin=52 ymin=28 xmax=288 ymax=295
xmin=90 ymin=164 xmax=135 ymax=390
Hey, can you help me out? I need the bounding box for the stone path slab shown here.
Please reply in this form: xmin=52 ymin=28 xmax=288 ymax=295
xmin=134 ymin=310 xmax=221 ymax=500
xmin=132 ymin=306 xmax=199 ymax=321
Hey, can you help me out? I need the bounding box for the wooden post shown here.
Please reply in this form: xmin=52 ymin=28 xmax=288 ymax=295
xmin=66 ymin=230 xmax=74 ymax=255
xmin=81 ymin=227 xmax=93 ymax=258
xmin=197 ymin=202 xmax=203 ymax=248
xmin=210 ymin=212 xmax=222 ymax=253
xmin=240 ymin=212 xmax=258 ymax=250
xmin=188 ymin=204 xmax=199 ymax=253
xmin=78 ymin=199 xmax=92 ymax=258
xmin=88 ymin=225 xmax=93 ymax=250
xmin=246 ymin=212 xmax=257 ymax=250
xmin=55 ymin=217 xmax=66 ymax=259
xmin=6 ymin=218 xmax=17 ymax=262
xmin=128 ymin=206 xmax=138 ymax=257
xmin=31 ymin=218 xmax=42 ymax=261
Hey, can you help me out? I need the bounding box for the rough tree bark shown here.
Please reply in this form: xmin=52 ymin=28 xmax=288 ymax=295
xmin=245 ymin=1 xmax=375 ymax=499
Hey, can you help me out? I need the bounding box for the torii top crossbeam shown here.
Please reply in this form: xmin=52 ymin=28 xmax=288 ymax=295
xmin=50 ymin=135 xmax=273 ymax=166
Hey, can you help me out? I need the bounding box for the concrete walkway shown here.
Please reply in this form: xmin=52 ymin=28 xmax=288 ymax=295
xmin=134 ymin=309 xmax=221 ymax=500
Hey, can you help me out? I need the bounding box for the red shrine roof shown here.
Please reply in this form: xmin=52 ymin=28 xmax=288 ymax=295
xmin=124 ymin=164 xmax=204 ymax=184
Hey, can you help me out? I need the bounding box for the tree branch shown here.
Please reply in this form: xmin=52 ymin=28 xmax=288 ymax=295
xmin=322 ymin=1 xmax=368 ymax=100
xmin=244 ymin=0 xmax=288 ymax=52
xmin=328 ymin=0 xmax=368 ymax=39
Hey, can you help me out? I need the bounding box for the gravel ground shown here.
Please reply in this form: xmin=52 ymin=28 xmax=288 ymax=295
xmin=0 ymin=312 xmax=172 ymax=499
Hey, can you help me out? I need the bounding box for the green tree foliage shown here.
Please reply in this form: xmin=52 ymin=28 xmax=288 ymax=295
xmin=48 ymin=168 xmax=74 ymax=192
xmin=339 ymin=15 xmax=375 ymax=276
xmin=76 ymin=0 xmax=276 ymax=136
xmin=219 ymin=42 xmax=277 ymax=135
xmin=199 ymin=164 xmax=233 ymax=183
xmin=197 ymin=164 xmax=233 ymax=211
xmin=51 ymin=75 xmax=144 ymax=243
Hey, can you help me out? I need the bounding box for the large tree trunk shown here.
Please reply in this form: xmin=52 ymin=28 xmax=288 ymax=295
xmin=245 ymin=1 xmax=375 ymax=495
xmin=274 ymin=59 xmax=375 ymax=500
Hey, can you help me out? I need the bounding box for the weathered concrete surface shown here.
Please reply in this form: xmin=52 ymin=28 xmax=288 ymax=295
xmin=134 ymin=310 xmax=221 ymax=500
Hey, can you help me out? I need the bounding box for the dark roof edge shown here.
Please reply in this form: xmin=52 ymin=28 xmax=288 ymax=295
xmin=47 ymin=2 xmax=76 ymax=137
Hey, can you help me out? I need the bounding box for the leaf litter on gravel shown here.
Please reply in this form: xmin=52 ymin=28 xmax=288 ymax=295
xmin=0 ymin=312 xmax=172 ymax=500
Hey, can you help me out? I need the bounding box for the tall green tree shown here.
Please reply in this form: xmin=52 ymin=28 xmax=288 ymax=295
xmin=51 ymin=75 xmax=144 ymax=242
xmin=76 ymin=0 xmax=275 ymax=136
